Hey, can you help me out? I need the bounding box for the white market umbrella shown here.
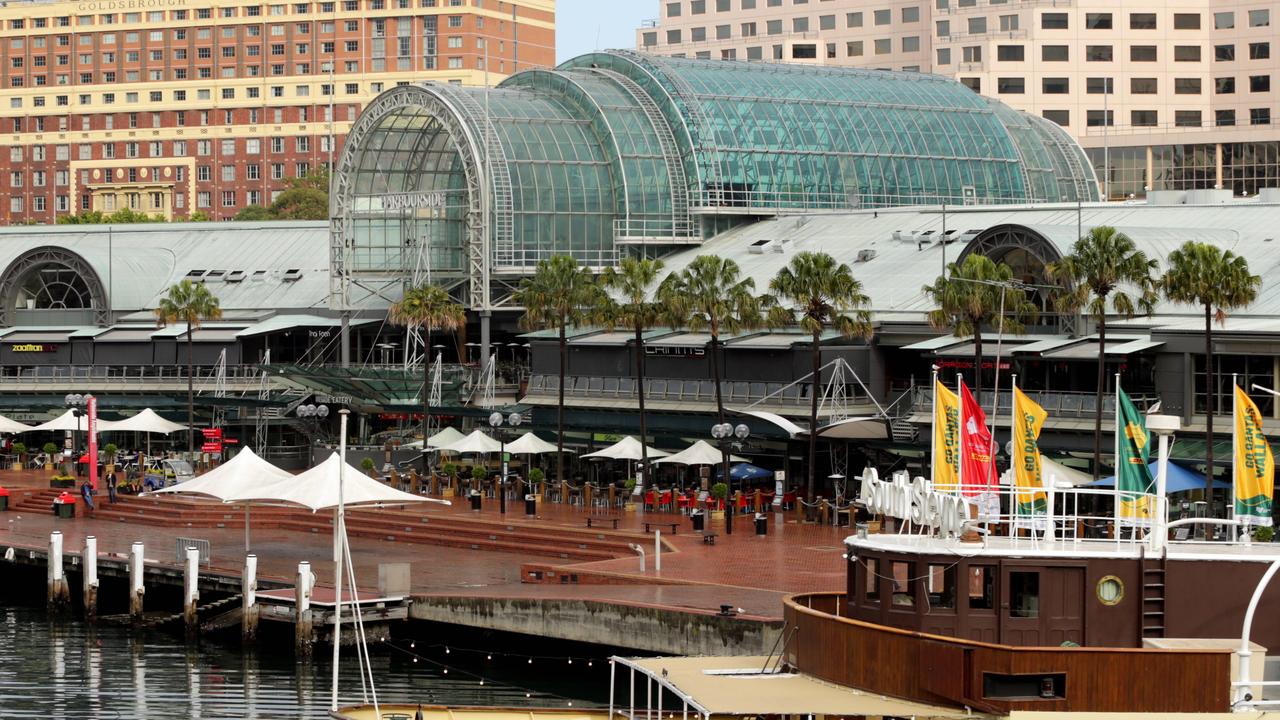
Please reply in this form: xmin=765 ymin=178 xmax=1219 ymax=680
xmin=227 ymin=451 xmax=448 ymax=512
xmin=104 ymin=408 xmax=186 ymax=434
xmin=441 ymin=430 xmax=502 ymax=454
xmin=504 ymin=432 xmax=561 ymax=455
xmin=151 ymin=446 xmax=293 ymax=551
xmin=27 ymin=409 xmax=95 ymax=433
xmin=654 ymin=439 xmax=745 ymax=466
xmin=0 ymin=414 xmax=32 ymax=434
xmin=426 ymin=426 xmax=466 ymax=450
xmin=580 ymin=436 xmax=669 ymax=461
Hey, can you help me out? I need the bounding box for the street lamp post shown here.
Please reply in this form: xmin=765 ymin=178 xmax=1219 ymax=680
xmin=64 ymin=393 xmax=87 ymax=477
xmin=710 ymin=422 xmax=750 ymax=535
xmin=296 ymin=404 xmax=330 ymax=469
xmin=489 ymin=411 xmax=522 ymax=515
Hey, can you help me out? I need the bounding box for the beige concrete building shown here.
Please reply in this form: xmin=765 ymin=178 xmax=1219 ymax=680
xmin=638 ymin=1 xmax=1280 ymax=200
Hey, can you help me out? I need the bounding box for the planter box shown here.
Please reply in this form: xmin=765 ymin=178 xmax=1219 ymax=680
xmin=10 ymin=463 xmax=19 ymax=471
xmin=49 ymin=478 xmax=75 ymax=489
xmin=710 ymin=510 xmax=725 ymax=520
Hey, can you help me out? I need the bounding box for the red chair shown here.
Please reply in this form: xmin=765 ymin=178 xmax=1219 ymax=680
xmin=782 ymin=491 xmax=797 ymax=509
xmin=659 ymin=490 xmax=673 ymax=511
xmin=644 ymin=490 xmax=656 ymax=510
xmin=735 ymin=494 xmax=748 ymax=513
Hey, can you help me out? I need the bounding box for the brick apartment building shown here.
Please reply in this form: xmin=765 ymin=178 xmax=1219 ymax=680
xmin=0 ymin=0 xmax=554 ymax=223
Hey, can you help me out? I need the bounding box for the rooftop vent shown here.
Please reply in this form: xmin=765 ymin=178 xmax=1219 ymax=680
xmin=856 ymin=249 xmax=877 ymax=263
xmin=748 ymin=239 xmax=773 ymax=255
xmin=282 ymin=269 xmax=303 ymax=282
xmin=225 ymin=270 xmax=246 ymax=283
xmin=205 ymin=270 xmax=225 ymax=281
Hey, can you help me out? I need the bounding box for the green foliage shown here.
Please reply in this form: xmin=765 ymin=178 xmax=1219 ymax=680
xmin=360 ymin=457 xmax=376 ymax=472
xmin=233 ymin=204 xmax=275 ymax=221
xmin=268 ymin=167 xmax=331 ymax=220
xmin=1051 ymin=226 xmax=1160 ymax=323
xmin=710 ymin=482 xmax=729 ymax=500
xmin=389 ymin=285 xmax=466 ymax=336
xmin=57 ymin=208 xmax=167 ymax=224
xmin=471 ymin=465 xmax=487 ymax=480
xmin=103 ymin=443 xmax=118 ymax=458
xmin=1255 ymin=526 xmax=1275 ymax=543
xmin=155 ymin=279 xmax=224 ymax=331
xmin=624 ymin=477 xmax=637 ymax=491
xmin=11 ymin=442 xmax=25 ymax=457
xmin=42 ymin=442 xmax=58 ymax=455
xmin=51 ymin=475 xmax=76 ymax=482
xmin=186 ymin=210 xmax=213 ymax=222
xmin=442 ymin=462 xmax=457 ymax=478
xmin=529 ymin=467 xmax=545 ymax=483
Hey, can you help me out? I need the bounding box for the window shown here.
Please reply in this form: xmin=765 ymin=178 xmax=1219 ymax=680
xmin=968 ymin=566 xmax=995 ymax=610
xmin=864 ymin=558 xmax=879 ymax=602
xmin=1131 ymin=78 xmax=1157 ymax=94
xmin=1086 ymin=45 xmax=1113 ymax=62
xmin=1252 ymin=108 xmax=1271 ymax=125
xmin=902 ymin=6 xmax=919 ymax=23
xmin=1250 ymin=43 xmax=1270 ymax=61
xmin=1173 ymin=13 xmax=1201 ymax=30
xmin=792 ymin=17 xmax=808 ymax=32
xmin=846 ymin=41 xmax=863 ymax=57
xmin=1085 ymin=13 xmax=1112 ymax=30
xmin=926 ymin=565 xmax=956 ymax=610
xmin=222 ymin=190 xmax=236 ymax=208
xmin=967 ymin=16 xmax=985 ymax=34
xmin=1087 ymin=77 xmax=1114 ymax=94
xmin=1087 ymin=110 xmax=1114 ymax=127
xmin=1175 ymin=46 xmax=1202 ymax=62
xmin=962 ymin=45 xmax=981 ymax=63
xmin=1039 ymin=109 xmax=1070 ymax=126
xmin=890 ymin=562 xmax=914 ymax=608
xmin=874 ymin=9 xmax=890 ymax=25
xmin=1175 ymin=110 xmax=1203 ymax=127
xmin=1131 ymin=46 xmax=1156 ymax=62
xmin=936 ymin=48 xmax=950 ymax=65
xmin=1175 ymin=78 xmax=1202 ymax=94
xmin=1251 ymin=75 xmax=1271 ymax=93
xmin=1131 ymin=110 xmax=1158 ymax=127
xmin=1217 ymin=77 xmax=1237 ymax=94
xmin=1041 ymin=13 xmax=1067 ymax=30
xmin=960 ymin=77 xmax=980 ymax=93
xmin=1129 ymin=13 xmax=1156 ymax=30
xmin=999 ymin=14 xmax=1017 ymax=32
xmin=997 ymin=77 xmax=1025 ymax=94
xmin=997 ymin=45 xmax=1024 ymax=62
xmin=1042 ymin=45 xmax=1068 ymax=62
xmin=1217 ymin=45 xmax=1236 ymax=62
xmin=1217 ymin=109 xmax=1236 ymax=127
xmin=1009 ymin=572 xmax=1039 ymax=618
xmin=1250 ymin=9 xmax=1269 ymax=27
xmin=1215 ymin=12 xmax=1235 ymax=30
xmin=1042 ymin=77 xmax=1069 ymax=94
xmin=846 ymin=11 xmax=861 ymax=28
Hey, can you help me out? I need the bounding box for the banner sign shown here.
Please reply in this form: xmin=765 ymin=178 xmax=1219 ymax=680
xmin=1012 ymin=386 xmax=1048 ymax=516
xmin=932 ymin=378 xmax=960 ymax=491
xmin=856 ymin=467 xmax=968 ymax=538
xmin=1116 ymin=387 xmax=1156 ymax=526
xmin=1234 ymin=385 xmax=1275 ymax=527
xmin=87 ymin=395 xmax=98 ymax=491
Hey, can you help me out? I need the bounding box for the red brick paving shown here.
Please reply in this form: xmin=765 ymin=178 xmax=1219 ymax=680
xmin=0 ymin=470 xmax=847 ymax=620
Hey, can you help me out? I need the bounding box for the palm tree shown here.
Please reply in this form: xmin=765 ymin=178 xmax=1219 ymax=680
xmin=600 ymin=257 xmax=665 ymax=491
xmin=1049 ymin=226 xmax=1158 ymax=480
xmin=515 ymin=256 xmax=604 ymax=486
xmin=155 ymin=280 xmax=223 ymax=453
xmin=770 ymin=252 xmax=873 ymax=511
xmin=1162 ymin=241 xmax=1261 ymax=497
xmin=922 ymin=254 xmax=1037 ymax=402
xmin=389 ymin=284 xmax=467 ymax=471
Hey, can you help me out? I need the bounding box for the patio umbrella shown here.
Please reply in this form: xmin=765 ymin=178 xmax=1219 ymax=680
xmin=101 ymin=408 xmax=186 ymax=464
xmin=1091 ymin=461 xmax=1231 ymax=493
xmin=27 ymin=409 xmax=96 ymax=433
xmin=150 ymin=446 xmax=293 ymax=551
xmin=441 ymin=430 xmax=502 ymax=454
xmin=504 ymin=432 xmax=561 ymax=455
xmin=227 ymin=451 xmax=449 ymax=512
xmin=0 ymin=414 xmax=31 ymax=434
xmin=714 ymin=463 xmax=775 ymax=481
xmin=580 ymin=436 xmax=669 ymax=461
xmin=426 ymin=426 xmax=466 ymax=450
xmin=654 ymin=440 xmax=744 ymax=465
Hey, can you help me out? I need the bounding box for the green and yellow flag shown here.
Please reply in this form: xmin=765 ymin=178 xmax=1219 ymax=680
xmin=933 ymin=378 xmax=960 ymax=492
xmin=1012 ymin=386 xmax=1048 ymax=515
xmin=1234 ymin=385 xmax=1274 ymax=527
xmin=1116 ymin=388 xmax=1156 ymax=526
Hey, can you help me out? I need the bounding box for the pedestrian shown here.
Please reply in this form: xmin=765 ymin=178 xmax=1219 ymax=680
xmin=106 ymin=470 xmax=118 ymax=504
xmin=80 ymin=479 xmax=95 ymax=515
xmin=415 ymin=706 xmax=424 ymax=720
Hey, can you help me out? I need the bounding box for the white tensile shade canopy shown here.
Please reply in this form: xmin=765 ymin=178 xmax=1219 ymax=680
xmin=581 ymin=436 xmax=670 ymax=461
xmin=441 ymin=429 xmax=503 ymax=454
xmin=504 ymin=432 xmax=563 ymax=455
xmin=26 ymin=409 xmax=99 ymax=433
xmin=104 ymin=408 xmax=186 ymax=434
xmin=654 ymin=439 xmax=745 ymax=466
xmin=0 ymin=415 xmax=31 ymax=434
xmin=225 ymin=451 xmax=448 ymax=512
xmin=403 ymin=426 xmax=468 ymax=451
xmin=151 ymin=446 xmax=292 ymax=500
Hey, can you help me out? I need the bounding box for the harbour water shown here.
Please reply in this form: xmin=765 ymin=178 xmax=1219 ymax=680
xmin=0 ymin=606 xmax=601 ymax=719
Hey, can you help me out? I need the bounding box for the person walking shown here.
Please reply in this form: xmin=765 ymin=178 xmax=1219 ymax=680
xmin=80 ymin=479 xmax=95 ymax=515
xmin=106 ymin=470 xmax=118 ymax=504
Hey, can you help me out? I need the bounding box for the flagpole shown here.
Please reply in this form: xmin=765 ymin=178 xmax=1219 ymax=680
xmin=1114 ymin=373 xmax=1121 ymax=546
xmin=957 ymin=373 xmax=964 ymax=495
xmin=1232 ymin=373 xmax=1239 ymax=541
xmin=930 ymin=369 xmax=938 ymax=489
xmin=1011 ymin=374 xmax=1019 ymax=531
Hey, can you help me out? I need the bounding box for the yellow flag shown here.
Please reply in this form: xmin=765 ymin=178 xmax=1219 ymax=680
xmin=1012 ymin=386 xmax=1048 ymax=514
xmin=1234 ymin=385 xmax=1275 ymax=527
xmin=933 ymin=379 xmax=960 ymax=492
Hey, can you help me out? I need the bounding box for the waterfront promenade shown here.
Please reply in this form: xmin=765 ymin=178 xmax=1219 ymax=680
xmin=0 ymin=470 xmax=846 ymax=635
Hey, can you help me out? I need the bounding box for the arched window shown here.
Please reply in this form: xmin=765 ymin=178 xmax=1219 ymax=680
xmin=0 ymin=247 xmax=109 ymax=326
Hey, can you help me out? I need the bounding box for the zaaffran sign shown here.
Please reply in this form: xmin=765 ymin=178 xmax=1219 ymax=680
xmin=856 ymin=467 xmax=968 ymax=538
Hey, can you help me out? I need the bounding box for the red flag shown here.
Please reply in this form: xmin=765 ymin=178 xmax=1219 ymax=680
xmin=959 ymin=381 xmax=995 ymax=497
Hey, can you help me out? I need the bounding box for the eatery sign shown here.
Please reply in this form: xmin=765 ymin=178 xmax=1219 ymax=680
xmin=11 ymin=343 xmax=58 ymax=352
xmin=856 ymin=467 xmax=967 ymax=538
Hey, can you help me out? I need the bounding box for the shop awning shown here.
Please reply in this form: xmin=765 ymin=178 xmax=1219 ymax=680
xmin=235 ymin=314 xmax=377 ymax=338
xmin=612 ymin=656 xmax=974 ymax=719
xmin=1041 ymin=335 xmax=1161 ymax=359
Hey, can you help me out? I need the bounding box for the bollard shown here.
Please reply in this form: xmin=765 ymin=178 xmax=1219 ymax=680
xmin=655 ymin=530 xmax=661 ymax=574
xmin=242 ymin=554 xmax=259 ymax=644
xmin=129 ymin=542 xmax=145 ymax=622
xmin=83 ymin=536 xmax=99 ymax=621
xmin=47 ymin=531 xmax=70 ymax=612
xmin=295 ymin=561 xmax=313 ymax=659
xmin=183 ymin=546 xmax=200 ymax=638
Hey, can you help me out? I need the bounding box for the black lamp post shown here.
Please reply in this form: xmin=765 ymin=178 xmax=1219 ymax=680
xmin=711 ymin=421 xmax=750 ymax=535
xmin=488 ymin=411 xmax=522 ymax=515
xmin=296 ymin=403 xmax=330 ymax=469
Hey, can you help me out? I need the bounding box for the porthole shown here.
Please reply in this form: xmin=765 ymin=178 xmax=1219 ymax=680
xmin=1096 ymin=575 xmax=1124 ymax=606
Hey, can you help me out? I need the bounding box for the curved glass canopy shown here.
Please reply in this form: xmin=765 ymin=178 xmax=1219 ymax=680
xmin=332 ymin=51 xmax=1100 ymax=308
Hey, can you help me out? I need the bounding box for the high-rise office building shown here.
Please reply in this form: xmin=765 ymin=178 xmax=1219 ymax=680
xmin=0 ymin=0 xmax=554 ymax=223
xmin=638 ymin=1 xmax=1280 ymax=200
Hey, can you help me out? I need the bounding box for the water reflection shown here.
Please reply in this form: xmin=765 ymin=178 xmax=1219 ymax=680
xmin=0 ymin=607 xmax=592 ymax=719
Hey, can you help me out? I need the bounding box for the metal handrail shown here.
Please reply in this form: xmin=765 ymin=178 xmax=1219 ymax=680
xmin=523 ymin=373 xmax=880 ymax=407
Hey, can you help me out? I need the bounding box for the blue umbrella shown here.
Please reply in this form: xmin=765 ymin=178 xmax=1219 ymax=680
xmin=714 ymin=463 xmax=775 ymax=481
xmin=1090 ymin=461 xmax=1231 ymax=493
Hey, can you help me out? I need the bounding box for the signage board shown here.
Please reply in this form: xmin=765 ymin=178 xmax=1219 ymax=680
xmin=10 ymin=343 xmax=58 ymax=352
xmin=856 ymin=467 xmax=967 ymax=538
xmin=87 ymin=395 xmax=98 ymax=491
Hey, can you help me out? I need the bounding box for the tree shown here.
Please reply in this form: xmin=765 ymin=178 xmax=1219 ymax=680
xmin=186 ymin=210 xmax=213 ymax=222
xmin=600 ymin=257 xmax=665 ymax=491
xmin=770 ymin=252 xmax=873 ymax=511
xmin=155 ymin=280 xmax=223 ymax=453
xmin=388 ymin=284 xmax=467 ymax=473
xmin=234 ymin=205 xmax=275 ymax=221
xmin=1162 ymin=241 xmax=1260 ymax=497
xmin=1049 ymin=226 xmax=1158 ymax=480
xmin=923 ymin=254 xmax=1037 ymax=403
xmin=515 ymin=256 xmax=604 ymax=487
xmin=269 ymin=167 xmax=330 ymax=220
xmin=56 ymin=208 xmax=165 ymax=224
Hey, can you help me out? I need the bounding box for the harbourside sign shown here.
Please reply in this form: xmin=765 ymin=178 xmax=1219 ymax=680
xmin=856 ymin=467 xmax=968 ymax=538
xmin=378 ymin=191 xmax=449 ymax=212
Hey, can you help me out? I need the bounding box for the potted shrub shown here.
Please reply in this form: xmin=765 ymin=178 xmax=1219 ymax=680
xmin=50 ymin=473 xmax=76 ymax=489
xmin=41 ymin=442 xmax=58 ymax=472
xmin=709 ymin=482 xmax=729 ymax=519
xmin=441 ymin=462 xmax=457 ymax=497
xmin=10 ymin=442 xmax=25 ymax=471
xmin=529 ymin=467 xmax=545 ymax=502
xmin=103 ymin=443 xmax=118 ymax=473
xmin=623 ymin=476 xmax=638 ymax=511
xmin=360 ymin=457 xmax=376 ymax=477
xmin=471 ymin=464 xmax=487 ymax=494
xmin=1256 ymin=526 xmax=1275 ymax=543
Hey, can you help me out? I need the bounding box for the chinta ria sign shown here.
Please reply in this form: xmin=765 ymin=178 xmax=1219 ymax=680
xmin=856 ymin=467 xmax=968 ymax=538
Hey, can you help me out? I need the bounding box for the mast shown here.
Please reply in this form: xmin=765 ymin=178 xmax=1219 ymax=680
xmin=1114 ymin=373 xmax=1121 ymax=544
xmin=331 ymin=409 xmax=350 ymax=712
xmin=930 ymin=368 xmax=938 ymax=488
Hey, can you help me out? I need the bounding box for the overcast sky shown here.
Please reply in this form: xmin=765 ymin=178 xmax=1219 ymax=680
xmin=555 ymin=0 xmax=653 ymax=64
